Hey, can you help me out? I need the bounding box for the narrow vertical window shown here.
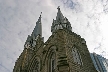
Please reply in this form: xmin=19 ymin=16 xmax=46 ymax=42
xmin=50 ymin=53 xmax=56 ymax=72
xmin=48 ymin=46 xmax=56 ymax=72
xmin=51 ymin=59 xmax=55 ymax=72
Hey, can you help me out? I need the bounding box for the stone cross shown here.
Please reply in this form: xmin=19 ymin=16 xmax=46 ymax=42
xmin=57 ymin=6 xmax=60 ymax=10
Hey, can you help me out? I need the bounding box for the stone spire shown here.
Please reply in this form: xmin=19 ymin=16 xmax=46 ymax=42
xmin=24 ymin=13 xmax=43 ymax=49
xmin=56 ymin=6 xmax=64 ymax=22
xmin=32 ymin=12 xmax=42 ymax=37
xmin=51 ymin=6 xmax=72 ymax=33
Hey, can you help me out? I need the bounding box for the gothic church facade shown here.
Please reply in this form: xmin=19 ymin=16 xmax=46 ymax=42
xmin=13 ymin=7 xmax=97 ymax=72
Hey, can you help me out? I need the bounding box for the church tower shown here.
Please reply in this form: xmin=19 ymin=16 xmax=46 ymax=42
xmin=13 ymin=7 xmax=97 ymax=72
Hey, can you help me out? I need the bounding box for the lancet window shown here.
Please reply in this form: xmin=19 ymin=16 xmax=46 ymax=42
xmin=50 ymin=53 xmax=56 ymax=72
xmin=48 ymin=46 xmax=56 ymax=72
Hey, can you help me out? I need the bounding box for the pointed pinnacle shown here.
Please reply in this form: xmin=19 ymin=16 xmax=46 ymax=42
xmin=57 ymin=6 xmax=60 ymax=10
xmin=40 ymin=12 xmax=42 ymax=17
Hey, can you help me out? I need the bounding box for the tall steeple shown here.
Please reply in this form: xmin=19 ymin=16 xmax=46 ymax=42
xmin=51 ymin=6 xmax=72 ymax=33
xmin=32 ymin=12 xmax=42 ymax=37
xmin=56 ymin=6 xmax=64 ymax=22
xmin=24 ymin=13 xmax=43 ymax=49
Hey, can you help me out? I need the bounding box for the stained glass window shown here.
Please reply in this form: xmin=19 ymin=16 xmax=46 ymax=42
xmin=72 ymin=47 xmax=82 ymax=65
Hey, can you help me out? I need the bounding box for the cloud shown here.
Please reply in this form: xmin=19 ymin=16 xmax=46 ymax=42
xmin=0 ymin=0 xmax=108 ymax=72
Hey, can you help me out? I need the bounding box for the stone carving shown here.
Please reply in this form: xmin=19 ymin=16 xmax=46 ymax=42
xmin=32 ymin=58 xmax=40 ymax=72
xmin=51 ymin=7 xmax=72 ymax=33
xmin=24 ymin=42 xmax=31 ymax=49
xmin=81 ymin=39 xmax=86 ymax=44
xmin=34 ymin=60 xmax=39 ymax=72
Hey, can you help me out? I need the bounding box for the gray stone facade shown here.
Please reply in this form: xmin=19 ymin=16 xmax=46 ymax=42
xmin=13 ymin=7 xmax=97 ymax=72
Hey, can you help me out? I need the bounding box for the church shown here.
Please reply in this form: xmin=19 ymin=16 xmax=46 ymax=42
xmin=13 ymin=7 xmax=97 ymax=72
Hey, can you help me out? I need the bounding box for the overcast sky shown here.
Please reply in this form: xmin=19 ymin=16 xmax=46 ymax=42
xmin=0 ymin=0 xmax=108 ymax=72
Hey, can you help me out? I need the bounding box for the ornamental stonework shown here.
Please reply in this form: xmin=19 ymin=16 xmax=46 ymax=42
xmin=13 ymin=7 xmax=98 ymax=72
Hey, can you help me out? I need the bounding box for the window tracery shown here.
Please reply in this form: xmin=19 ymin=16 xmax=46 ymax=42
xmin=72 ymin=46 xmax=82 ymax=65
xmin=33 ymin=59 xmax=39 ymax=72
xmin=31 ymin=58 xmax=40 ymax=72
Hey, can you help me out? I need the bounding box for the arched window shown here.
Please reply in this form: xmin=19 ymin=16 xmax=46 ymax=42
xmin=48 ymin=46 xmax=56 ymax=72
xmin=50 ymin=53 xmax=56 ymax=72
xmin=72 ymin=46 xmax=82 ymax=65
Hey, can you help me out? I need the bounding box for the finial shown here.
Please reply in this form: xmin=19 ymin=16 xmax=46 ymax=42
xmin=40 ymin=12 xmax=42 ymax=17
xmin=41 ymin=12 xmax=42 ymax=15
xmin=57 ymin=6 xmax=60 ymax=10
xmin=38 ymin=12 xmax=42 ymax=22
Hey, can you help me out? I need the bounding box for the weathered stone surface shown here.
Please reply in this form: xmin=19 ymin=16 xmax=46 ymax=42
xmin=13 ymin=30 xmax=97 ymax=72
xmin=13 ymin=7 xmax=97 ymax=72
